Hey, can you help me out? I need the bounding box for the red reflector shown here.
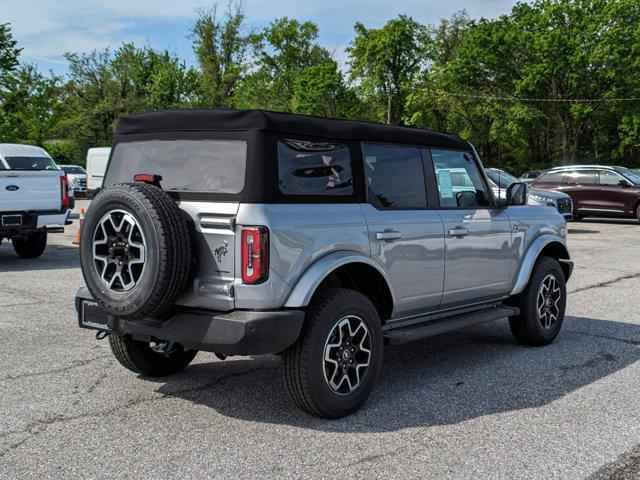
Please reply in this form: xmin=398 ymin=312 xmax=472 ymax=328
xmin=241 ymin=227 xmax=269 ymax=284
xmin=134 ymin=173 xmax=162 ymax=184
xmin=60 ymin=175 xmax=70 ymax=208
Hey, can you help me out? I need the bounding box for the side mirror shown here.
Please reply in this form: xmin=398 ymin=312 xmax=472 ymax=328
xmin=618 ymin=179 xmax=631 ymax=188
xmin=507 ymin=182 xmax=528 ymax=206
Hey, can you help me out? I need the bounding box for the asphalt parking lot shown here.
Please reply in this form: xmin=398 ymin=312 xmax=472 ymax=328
xmin=1 ymin=203 xmax=639 ymax=479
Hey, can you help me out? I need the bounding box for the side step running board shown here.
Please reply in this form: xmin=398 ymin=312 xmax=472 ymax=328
xmin=384 ymin=305 xmax=519 ymax=346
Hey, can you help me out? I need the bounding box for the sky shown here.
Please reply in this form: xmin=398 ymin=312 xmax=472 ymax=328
xmin=3 ymin=0 xmax=521 ymax=76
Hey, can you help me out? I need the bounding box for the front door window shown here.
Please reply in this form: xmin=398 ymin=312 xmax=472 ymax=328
xmin=431 ymin=150 xmax=490 ymax=208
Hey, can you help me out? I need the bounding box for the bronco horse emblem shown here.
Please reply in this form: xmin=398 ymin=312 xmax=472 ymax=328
xmin=214 ymin=241 xmax=228 ymax=262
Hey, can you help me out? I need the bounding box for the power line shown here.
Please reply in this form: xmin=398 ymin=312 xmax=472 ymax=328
xmin=436 ymin=91 xmax=640 ymax=103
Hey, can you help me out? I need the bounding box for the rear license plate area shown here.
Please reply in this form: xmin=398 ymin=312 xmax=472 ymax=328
xmin=79 ymin=300 xmax=111 ymax=331
xmin=1 ymin=214 xmax=22 ymax=227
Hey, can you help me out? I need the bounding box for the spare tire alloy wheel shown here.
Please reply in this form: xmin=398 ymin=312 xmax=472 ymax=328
xmin=93 ymin=210 xmax=146 ymax=292
xmin=323 ymin=315 xmax=372 ymax=395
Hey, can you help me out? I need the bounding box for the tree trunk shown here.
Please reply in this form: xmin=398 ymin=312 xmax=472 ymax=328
xmin=558 ymin=117 xmax=570 ymax=165
xmin=386 ymin=94 xmax=392 ymax=125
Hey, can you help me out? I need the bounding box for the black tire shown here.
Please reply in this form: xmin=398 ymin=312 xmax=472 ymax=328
xmin=283 ymin=288 xmax=383 ymax=418
xmin=636 ymin=205 xmax=640 ymax=223
xmin=80 ymin=183 xmax=191 ymax=319
xmin=109 ymin=334 xmax=197 ymax=376
xmin=12 ymin=231 xmax=47 ymax=258
xmin=509 ymin=256 xmax=567 ymax=346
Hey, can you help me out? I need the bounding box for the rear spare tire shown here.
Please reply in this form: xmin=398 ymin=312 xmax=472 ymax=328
xmin=80 ymin=183 xmax=191 ymax=319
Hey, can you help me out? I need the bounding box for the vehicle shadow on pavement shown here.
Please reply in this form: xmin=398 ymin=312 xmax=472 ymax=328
xmin=577 ymin=219 xmax=639 ymax=226
xmin=0 ymin=243 xmax=79 ymax=272
xmin=567 ymin=228 xmax=600 ymax=235
xmin=153 ymin=315 xmax=640 ymax=430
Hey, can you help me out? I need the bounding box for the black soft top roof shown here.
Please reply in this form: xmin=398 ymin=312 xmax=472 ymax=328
xmin=116 ymin=108 xmax=469 ymax=150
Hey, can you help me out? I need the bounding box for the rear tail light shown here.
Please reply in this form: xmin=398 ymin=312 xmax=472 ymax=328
xmin=60 ymin=175 xmax=70 ymax=208
xmin=241 ymin=227 xmax=269 ymax=284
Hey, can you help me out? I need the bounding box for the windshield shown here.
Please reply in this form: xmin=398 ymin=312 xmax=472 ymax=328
xmin=106 ymin=139 xmax=247 ymax=193
xmin=62 ymin=166 xmax=86 ymax=174
xmin=3 ymin=156 xmax=59 ymax=171
xmin=618 ymin=167 xmax=640 ymax=185
xmin=486 ymin=169 xmax=519 ymax=188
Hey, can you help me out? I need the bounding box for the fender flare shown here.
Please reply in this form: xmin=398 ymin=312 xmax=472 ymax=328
xmin=510 ymin=234 xmax=571 ymax=296
xmin=284 ymin=251 xmax=396 ymax=308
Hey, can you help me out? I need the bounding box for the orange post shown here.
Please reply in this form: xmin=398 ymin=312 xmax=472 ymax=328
xmin=73 ymin=208 xmax=85 ymax=245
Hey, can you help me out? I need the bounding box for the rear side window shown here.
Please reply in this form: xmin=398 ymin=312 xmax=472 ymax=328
xmin=106 ymin=139 xmax=247 ymax=193
xmin=363 ymin=143 xmax=427 ymax=209
xmin=536 ymin=171 xmax=566 ymax=183
xmin=277 ymin=140 xmax=353 ymax=196
xmin=566 ymin=170 xmax=597 ymax=185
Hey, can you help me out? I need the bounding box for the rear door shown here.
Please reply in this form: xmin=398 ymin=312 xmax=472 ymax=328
xmin=86 ymin=150 xmax=110 ymax=191
xmin=564 ymin=169 xmax=600 ymax=213
xmin=104 ymin=138 xmax=247 ymax=311
xmin=360 ymin=143 xmax=445 ymax=318
xmin=431 ymin=149 xmax=514 ymax=308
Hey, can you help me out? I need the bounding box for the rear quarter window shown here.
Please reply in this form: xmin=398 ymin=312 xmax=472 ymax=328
xmin=277 ymin=140 xmax=353 ymax=196
xmin=536 ymin=171 xmax=566 ymax=183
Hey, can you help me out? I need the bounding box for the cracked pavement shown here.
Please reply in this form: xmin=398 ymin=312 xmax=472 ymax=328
xmin=1 ymin=206 xmax=639 ymax=479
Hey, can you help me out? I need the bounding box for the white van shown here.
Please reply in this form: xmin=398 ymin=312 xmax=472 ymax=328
xmin=86 ymin=147 xmax=111 ymax=198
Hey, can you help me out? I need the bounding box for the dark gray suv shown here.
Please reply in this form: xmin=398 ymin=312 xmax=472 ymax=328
xmin=76 ymin=109 xmax=573 ymax=418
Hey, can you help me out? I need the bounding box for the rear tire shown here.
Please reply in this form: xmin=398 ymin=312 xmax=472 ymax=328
xmin=12 ymin=231 xmax=47 ymax=258
xmin=109 ymin=334 xmax=197 ymax=376
xmin=283 ymin=288 xmax=383 ymax=418
xmin=509 ymin=256 xmax=567 ymax=346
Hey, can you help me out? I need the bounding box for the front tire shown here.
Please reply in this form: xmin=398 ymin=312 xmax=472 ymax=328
xmin=12 ymin=231 xmax=47 ymax=258
xmin=283 ymin=289 xmax=383 ymax=418
xmin=109 ymin=334 xmax=197 ymax=376
xmin=509 ymin=256 xmax=567 ymax=346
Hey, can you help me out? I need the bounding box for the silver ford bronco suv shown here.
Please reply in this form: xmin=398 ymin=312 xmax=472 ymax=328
xmin=76 ymin=109 xmax=573 ymax=418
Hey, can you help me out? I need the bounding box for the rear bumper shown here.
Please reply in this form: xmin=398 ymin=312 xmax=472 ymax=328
xmin=0 ymin=209 xmax=70 ymax=236
xmin=75 ymin=288 xmax=305 ymax=356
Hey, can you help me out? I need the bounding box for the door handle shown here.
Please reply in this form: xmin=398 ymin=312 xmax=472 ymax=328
xmin=376 ymin=230 xmax=402 ymax=241
xmin=448 ymin=227 xmax=470 ymax=237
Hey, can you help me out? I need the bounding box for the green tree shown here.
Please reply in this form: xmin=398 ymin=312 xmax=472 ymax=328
xmin=0 ymin=65 xmax=63 ymax=145
xmin=0 ymin=23 xmax=21 ymax=81
xmin=60 ymin=45 xmax=199 ymax=159
xmin=445 ymin=0 xmax=640 ymax=168
xmin=192 ymin=2 xmax=250 ymax=107
xmin=292 ymin=61 xmax=360 ymax=118
xmin=234 ymin=17 xmax=332 ymax=111
xmin=347 ymin=15 xmax=428 ymax=125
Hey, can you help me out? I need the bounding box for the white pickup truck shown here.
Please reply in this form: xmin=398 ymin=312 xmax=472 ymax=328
xmin=0 ymin=144 xmax=73 ymax=258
